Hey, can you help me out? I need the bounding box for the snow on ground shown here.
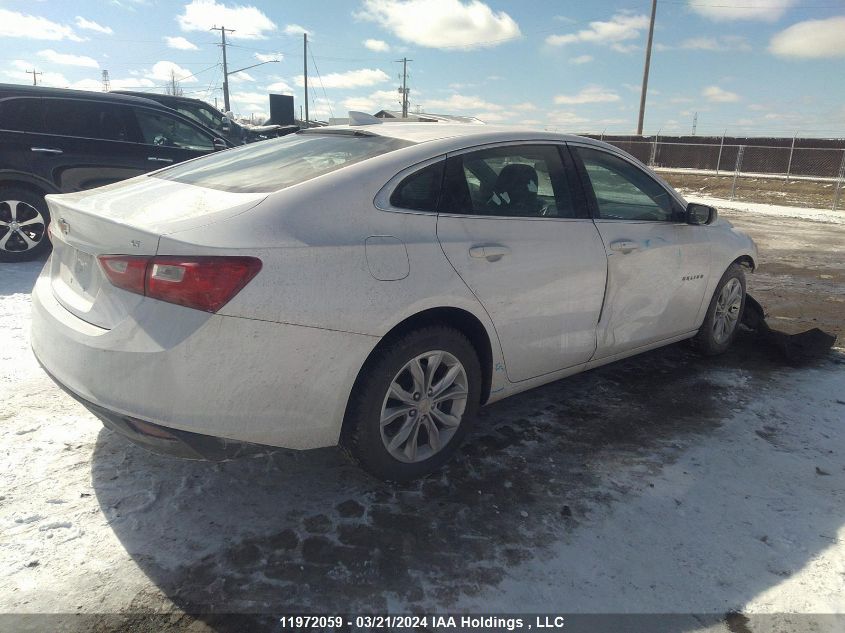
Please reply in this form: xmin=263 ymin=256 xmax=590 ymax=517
xmin=680 ymin=192 xmax=845 ymax=225
xmin=1 ymin=207 xmax=844 ymax=633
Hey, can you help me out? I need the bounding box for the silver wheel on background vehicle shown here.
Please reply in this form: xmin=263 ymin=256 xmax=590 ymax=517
xmin=0 ymin=200 xmax=46 ymax=254
xmin=712 ymin=277 xmax=743 ymax=344
xmin=380 ymin=350 xmax=469 ymax=463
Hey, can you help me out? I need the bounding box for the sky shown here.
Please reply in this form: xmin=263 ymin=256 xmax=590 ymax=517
xmin=1 ymin=0 xmax=844 ymax=137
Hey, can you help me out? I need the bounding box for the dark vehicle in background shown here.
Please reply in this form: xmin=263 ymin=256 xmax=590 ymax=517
xmin=0 ymin=84 xmax=232 ymax=262
xmin=113 ymin=92 xmax=297 ymax=145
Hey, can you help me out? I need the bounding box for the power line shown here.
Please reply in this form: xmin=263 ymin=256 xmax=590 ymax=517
xmin=309 ymin=45 xmax=334 ymax=120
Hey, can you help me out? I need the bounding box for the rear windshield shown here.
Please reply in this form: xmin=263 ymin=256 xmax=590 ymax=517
xmin=153 ymin=131 xmax=414 ymax=193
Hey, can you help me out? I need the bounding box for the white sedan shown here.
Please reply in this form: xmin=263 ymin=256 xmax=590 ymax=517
xmin=31 ymin=121 xmax=757 ymax=480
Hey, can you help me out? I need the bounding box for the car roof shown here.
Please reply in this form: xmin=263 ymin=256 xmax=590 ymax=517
xmin=316 ymin=122 xmax=610 ymax=149
xmin=112 ymin=91 xmax=215 ymax=108
xmin=0 ymin=83 xmax=167 ymax=108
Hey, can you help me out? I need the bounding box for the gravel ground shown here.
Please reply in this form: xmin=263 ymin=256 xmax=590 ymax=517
xmin=1 ymin=201 xmax=843 ymax=633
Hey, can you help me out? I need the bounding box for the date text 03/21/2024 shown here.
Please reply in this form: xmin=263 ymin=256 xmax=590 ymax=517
xmin=278 ymin=615 xmax=567 ymax=630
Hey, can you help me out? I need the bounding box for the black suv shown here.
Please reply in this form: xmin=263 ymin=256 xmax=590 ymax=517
xmin=113 ymin=91 xmax=297 ymax=145
xmin=0 ymin=84 xmax=232 ymax=262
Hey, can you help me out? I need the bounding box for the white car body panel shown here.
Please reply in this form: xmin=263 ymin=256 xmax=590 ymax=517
xmin=30 ymin=124 xmax=757 ymax=452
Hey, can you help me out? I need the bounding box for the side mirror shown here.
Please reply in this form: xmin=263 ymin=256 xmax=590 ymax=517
xmin=687 ymin=202 xmax=718 ymax=225
xmin=221 ymin=116 xmax=231 ymax=133
xmin=212 ymin=138 xmax=227 ymax=151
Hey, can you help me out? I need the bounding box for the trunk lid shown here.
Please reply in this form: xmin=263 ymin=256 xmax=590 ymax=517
xmin=45 ymin=175 xmax=267 ymax=329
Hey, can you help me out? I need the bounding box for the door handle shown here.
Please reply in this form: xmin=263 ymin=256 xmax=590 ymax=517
xmin=30 ymin=147 xmax=63 ymax=154
xmin=469 ymin=244 xmax=510 ymax=262
xmin=609 ymin=240 xmax=640 ymax=254
xmin=147 ymin=157 xmax=174 ymax=163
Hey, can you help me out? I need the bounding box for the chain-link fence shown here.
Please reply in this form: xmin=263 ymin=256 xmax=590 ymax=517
xmin=594 ymin=139 xmax=845 ymax=211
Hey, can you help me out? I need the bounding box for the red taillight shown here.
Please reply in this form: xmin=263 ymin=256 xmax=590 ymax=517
xmin=97 ymin=255 xmax=262 ymax=313
xmin=99 ymin=255 xmax=150 ymax=295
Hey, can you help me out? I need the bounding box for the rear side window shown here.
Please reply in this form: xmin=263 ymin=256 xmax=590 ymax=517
xmin=440 ymin=145 xmax=577 ymax=218
xmin=44 ymin=99 xmax=132 ymax=141
xmin=389 ymin=161 xmax=444 ymax=212
xmin=0 ymin=97 xmax=44 ymax=132
xmin=154 ymin=132 xmax=415 ymax=193
xmin=134 ymin=109 xmax=214 ymax=151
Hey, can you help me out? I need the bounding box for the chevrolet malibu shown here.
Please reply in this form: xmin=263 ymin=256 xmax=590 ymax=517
xmin=31 ymin=122 xmax=757 ymax=481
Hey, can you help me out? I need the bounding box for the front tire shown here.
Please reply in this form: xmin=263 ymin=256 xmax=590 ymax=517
xmin=693 ymin=263 xmax=746 ymax=355
xmin=341 ymin=326 xmax=482 ymax=481
xmin=0 ymin=187 xmax=51 ymax=262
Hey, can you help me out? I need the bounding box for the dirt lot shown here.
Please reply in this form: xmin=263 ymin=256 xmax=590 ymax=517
xmin=663 ymin=172 xmax=842 ymax=211
xmin=1 ymin=200 xmax=843 ymax=633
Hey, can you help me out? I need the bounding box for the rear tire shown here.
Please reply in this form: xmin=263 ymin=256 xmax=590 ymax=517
xmin=341 ymin=326 xmax=482 ymax=481
xmin=0 ymin=187 xmax=51 ymax=263
xmin=693 ymin=263 xmax=746 ymax=356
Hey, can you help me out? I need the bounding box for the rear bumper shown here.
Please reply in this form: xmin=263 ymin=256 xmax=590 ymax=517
xmin=42 ymin=363 xmax=266 ymax=460
xmin=30 ymin=263 xmax=379 ymax=451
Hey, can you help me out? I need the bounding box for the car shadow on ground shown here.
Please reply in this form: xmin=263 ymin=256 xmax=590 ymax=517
xmin=87 ymin=335 xmax=841 ymax=633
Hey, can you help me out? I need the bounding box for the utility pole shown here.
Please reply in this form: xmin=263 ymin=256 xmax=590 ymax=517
xmin=636 ymin=0 xmax=657 ymax=136
xmin=101 ymin=70 xmax=111 ymax=92
xmin=211 ymin=25 xmax=235 ymax=112
xmin=692 ymin=112 xmax=698 ymax=136
xmin=26 ymin=69 xmax=42 ymax=86
xmin=396 ymin=57 xmax=412 ymax=117
xmin=303 ymin=33 xmax=309 ymax=127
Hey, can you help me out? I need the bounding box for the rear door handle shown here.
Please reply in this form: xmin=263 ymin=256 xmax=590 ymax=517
xmin=30 ymin=147 xmax=63 ymax=154
xmin=147 ymin=156 xmax=174 ymax=163
xmin=469 ymin=244 xmax=510 ymax=262
xmin=609 ymin=240 xmax=640 ymax=254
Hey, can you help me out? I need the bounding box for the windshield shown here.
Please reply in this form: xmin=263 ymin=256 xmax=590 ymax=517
xmin=153 ymin=131 xmax=414 ymax=193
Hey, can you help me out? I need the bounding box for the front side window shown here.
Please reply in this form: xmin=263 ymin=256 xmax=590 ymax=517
xmin=154 ymin=131 xmax=414 ymax=193
xmin=177 ymin=104 xmax=225 ymax=133
xmin=44 ymin=99 xmax=131 ymax=141
xmin=0 ymin=98 xmax=44 ymax=132
xmin=440 ymin=145 xmax=577 ymax=218
xmin=574 ymin=146 xmax=683 ymax=222
xmin=389 ymin=161 xmax=444 ymax=212
xmin=134 ymin=109 xmax=214 ymax=151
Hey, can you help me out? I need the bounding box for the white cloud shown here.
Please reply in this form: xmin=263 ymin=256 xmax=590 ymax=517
xmin=254 ymin=52 xmax=283 ymax=62
xmin=75 ymin=16 xmax=113 ymax=35
xmin=0 ymin=9 xmax=84 ymax=41
xmin=37 ymin=49 xmax=99 ymax=69
xmin=569 ymin=54 xmax=594 ymax=64
xmin=545 ymin=111 xmax=589 ymax=127
xmin=283 ymin=24 xmax=311 ymax=36
xmin=177 ymin=0 xmax=276 ymax=39
xmin=364 ymin=38 xmax=390 ymax=52
xmin=72 ymin=77 xmax=156 ymax=91
xmin=513 ymin=102 xmax=537 ymax=111
xmin=554 ymin=86 xmax=620 ymax=105
xmin=228 ymin=71 xmax=255 ymax=83
xmin=680 ymin=36 xmax=751 ymax=52
xmin=546 ymin=13 xmax=648 ymax=51
xmin=4 ymin=60 xmax=71 ymax=87
xmin=702 ymin=85 xmax=740 ymax=103
xmin=293 ymin=68 xmax=389 ymax=89
xmin=421 ymin=94 xmax=504 ymax=111
xmin=689 ymin=0 xmax=796 ymax=22
xmin=343 ymin=89 xmax=404 ymax=112
xmin=769 ymin=17 xmax=845 ymax=59
xmin=267 ymin=80 xmax=294 ymax=93
xmin=358 ymin=0 xmax=521 ymax=50
xmin=146 ymin=61 xmax=199 ymax=84
xmin=165 ymin=36 xmax=199 ymax=50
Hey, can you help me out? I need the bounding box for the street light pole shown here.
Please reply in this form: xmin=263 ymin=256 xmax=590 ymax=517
xmin=636 ymin=0 xmax=657 ymax=136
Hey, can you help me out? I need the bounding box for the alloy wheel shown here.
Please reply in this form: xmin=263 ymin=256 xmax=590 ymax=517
xmin=379 ymin=350 xmax=469 ymax=463
xmin=0 ymin=200 xmax=46 ymax=254
xmin=713 ymin=277 xmax=743 ymax=344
